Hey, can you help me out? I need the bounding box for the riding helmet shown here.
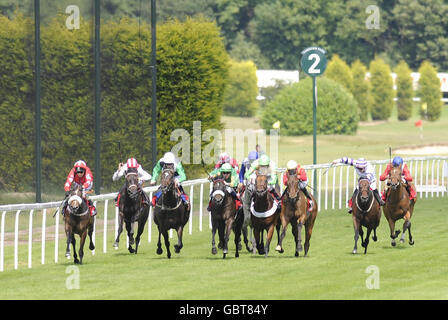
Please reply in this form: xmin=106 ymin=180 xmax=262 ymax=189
xmin=392 ymin=156 xmax=403 ymax=167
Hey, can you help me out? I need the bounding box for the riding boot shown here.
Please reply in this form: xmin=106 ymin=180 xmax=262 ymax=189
xmin=301 ymin=187 xmax=314 ymax=212
xmin=373 ymin=189 xmax=385 ymax=206
xmin=348 ymin=189 xmax=358 ymax=214
xmin=115 ymin=184 xmax=126 ymax=203
xmin=270 ymin=187 xmax=281 ymax=201
xmin=140 ymin=189 xmax=150 ymax=206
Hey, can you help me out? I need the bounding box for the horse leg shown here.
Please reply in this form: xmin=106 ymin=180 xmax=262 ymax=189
xmin=233 ymin=216 xmax=243 ymax=259
xmin=113 ymin=214 xmax=124 ymax=249
xmin=275 ymin=214 xmax=288 ymax=254
xmin=174 ymin=226 xmax=184 ymax=254
xmin=78 ymin=230 xmax=87 ymax=265
xmin=388 ymin=218 xmax=401 ymax=247
xmin=253 ymin=227 xmax=263 ymax=255
xmin=162 ymin=229 xmax=171 ymax=259
xmin=222 ymin=218 xmax=234 ymax=259
xmin=126 ymin=220 xmax=135 ymax=254
xmin=264 ymin=224 xmax=276 ymax=257
xmin=297 ymin=222 xmax=304 ymax=255
xmin=372 ymin=228 xmax=378 ymax=242
xmin=352 ymin=216 xmax=360 ymax=254
xmin=65 ymin=231 xmax=72 ymax=259
xmin=156 ymin=227 xmax=163 ymax=255
xmin=134 ymin=222 xmax=145 ymax=255
xmin=211 ymin=221 xmax=218 ymax=255
xmin=403 ymin=219 xmax=414 ymax=245
xmin=88 ymin=223 xmax=95 ymax=251
xmin=71 ymin=235 xmax=79 ymax=264
xmin=363 ymin=228 xmax=372 ymax=254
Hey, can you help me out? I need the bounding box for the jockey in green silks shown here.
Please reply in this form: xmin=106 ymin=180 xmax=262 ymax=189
xmin=244 ymin=154 xmax=281 ymax=201
xmin=150 ymin=152 xmax=190 ymax=211
xmin=207 ymin=162 xmax=241 ymax=211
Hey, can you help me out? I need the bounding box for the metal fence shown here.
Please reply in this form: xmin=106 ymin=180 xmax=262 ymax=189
xmin=1 ymin=156 xmax=447 ymax=272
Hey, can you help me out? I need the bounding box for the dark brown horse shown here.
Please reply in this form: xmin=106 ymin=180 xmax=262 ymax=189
xmin=154 ymin=168 xmax=190 ymax=259
xmin=210 ymin=178 xmax=243 ymax=259
xmin=351 ymin=179 xmax=381 ymax=254
xmin=64 ymin=183 xmax=95 ymax=264
xmin=250 ymin=170 xmax=280 ymax=257
xmin=383 ymin=166 xmax=416 ymax=247
xmin=113 ymin=167 xmax=149 ymax=254
xmin=276 ymin=173 xmax=318 ymax=257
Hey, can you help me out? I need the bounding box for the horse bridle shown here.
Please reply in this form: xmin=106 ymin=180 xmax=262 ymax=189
xmin=126 ymin=172 xmax=140 ymax=200
xmin=211 ymin=179 xmax=227 ymax=206
xmin=67 ymin=188 xmax=89 ymax=216
xmin=389 ymin=167 xmax=402 ymax=190
xmin=160 ymin=169 xmax=175 ymax=193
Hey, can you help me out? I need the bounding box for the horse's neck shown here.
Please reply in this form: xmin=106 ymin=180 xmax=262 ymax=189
xmin=254 ymin=192 xmax=271 ymax=212
xmin=162 ymin=188 xmax=178 ymax=206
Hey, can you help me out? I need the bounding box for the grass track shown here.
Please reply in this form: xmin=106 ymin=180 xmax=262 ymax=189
xmin=1 ymin=196 xmax=447 ymax=300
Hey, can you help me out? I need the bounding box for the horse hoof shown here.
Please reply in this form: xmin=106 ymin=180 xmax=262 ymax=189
xmin=295 ymin=252 xmax=299 ymax=257
xmin=113 ymin=243 xmax=119 ymax=250
xmin=235 ymin=252 xmax=239 ymax=258
xmin=211 ymin=247 xmax=217 ymax=255
xmin=391 ymin=241 xmax=396 ymax=247
xmin=128 ymin=247 xmax=135 ymax=254
xmin=372 ymin=236 xmax=377 ymax=242
xmin=167 ymin=253 xmax=171 ymax=259
xmin=89 ymin=244 xmax=95 ymax=251
xmin=174 ymin=245 xmax=181 ymax=253
xmin=74 ymin=258 xmax=80 ymax=264
xmin=400 ymin=238 xmax=405 ymax=243
xmin=409 ymin=240 xmax=415 ymax=245
xmin=352 ymin=249 xmax=357 ymax=254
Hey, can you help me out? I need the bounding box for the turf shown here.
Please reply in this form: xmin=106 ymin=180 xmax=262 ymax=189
xmin=1 ymin=196 xmax=447 ymax=300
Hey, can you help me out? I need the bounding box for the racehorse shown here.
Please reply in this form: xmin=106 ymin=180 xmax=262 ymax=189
xmin=209 ymin=178 xmax=243 ymax=259
xmin=351 ymin=178 xmax=381 ymax=254
xmin=250 ymin=169 xmax=280 ymax=257
xmin=64 ymin=183 xmax=95 ymax=264
xmin=153 ymin=168 xmax=190 ymax=259
xmin=240 ymin=183 xmax=256 ymax=253
xmin=383 ymin=166 xmax=416 ymax=247
xmin=113 ymin=167 xmax=150 ymax=254
xmin=275 ymin=172 xmax=318 ymax=257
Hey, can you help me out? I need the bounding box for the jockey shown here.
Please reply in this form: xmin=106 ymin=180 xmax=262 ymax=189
xmin=244 ymin=153 xmax=281 ymax=201
xmin=112 ymin=157 xmax=152 ymax=206
xmin=283 ymin=160 xmax=314 ymax=212
xmin=332 ymin=157 xmax=385 ymax=213
xmin=214 ymin=152 xmax=239 ymax=174
xmin=238 ymin=150 xmax=258 ymax=189
xmin=150 ymin=152 xmax=190 ymax=212
xmin=207 ymin=162 xmax=241 ymax=211
xmin=63 ymin=160 xmax=96 ymax=216
xmin=380 ymin=156 xmax=417 ymax=201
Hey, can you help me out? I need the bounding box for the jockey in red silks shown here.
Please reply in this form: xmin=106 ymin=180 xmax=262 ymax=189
xmin=380 ymin=156 xmax=417 ymax=201
xmin=215 ymin=152 xmax=239 ymax=174
xmin=283 ymin=160 xmax=314 ymax=212
xmin=63 ymin=160 xmax=96 ymax=216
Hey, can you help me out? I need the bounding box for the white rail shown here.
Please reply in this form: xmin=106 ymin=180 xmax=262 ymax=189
xmin=0 ymin=157 xmax=447 ymax=272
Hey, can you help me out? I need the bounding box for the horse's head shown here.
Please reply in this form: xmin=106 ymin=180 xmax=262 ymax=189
xmin=67 ymin=183 xmax=84 ymax=212
xmin=211 ymin=178 xmax=227 ymax=206
xmin=125 ymin=167 xmax=140 ymax=200
xmin=160 ymin=168 xmax=175 ymax=194
xmin=389 ymin=166 xmax=402 ymax=190
xmin=255 ymin=170 xmax=268 ymax=197
xmin=358 ymin=178 xmax=371 ymax=203
xmin=286 ymin=171 xmax=299 ymax=202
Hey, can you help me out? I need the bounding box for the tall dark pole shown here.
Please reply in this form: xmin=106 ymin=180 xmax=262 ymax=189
xmin=94 ymin=0 xmax=101 ymax=194
xmin=150 ymin=0 xmax=157 ymax=168
xmin=34 ymin=0 xmax=41 ymax=203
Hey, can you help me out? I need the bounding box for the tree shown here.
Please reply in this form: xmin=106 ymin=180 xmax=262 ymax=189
xmin=351 ymin=60 xmax=371 ymax=121
xmin=325 ymin=54 xmax=353 ymax=93
xmin=394 ymin=60 xmax=413 ymax=121
xmin=418 ymin=61 xmax=442 ymax=121
xmin=369 ymin=57 xmax=394 ymax=120
xmin=222 ymin=59 xmax=259 ymax=117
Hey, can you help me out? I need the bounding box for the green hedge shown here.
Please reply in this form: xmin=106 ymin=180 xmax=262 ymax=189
xmin=0 ymin=15 xmax=229 ymax=192
xmin=395 ymin=60 xmax=413 ymax=121
xmin=260 ymin=77 xmax=358 ymax=136
xmin=418 ymin=61 xmax=442 ymax=121
xmin=369 ymin=57 xmax=394 ymax=120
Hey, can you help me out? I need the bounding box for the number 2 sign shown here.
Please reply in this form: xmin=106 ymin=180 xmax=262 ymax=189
xmin=300 ymin=47 xmax=327 ymax=77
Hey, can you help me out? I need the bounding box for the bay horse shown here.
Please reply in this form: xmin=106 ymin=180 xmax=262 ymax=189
xmin=383 ymin=166 xmax=416 ymax=247
xmin=113 ymin=167 xmax=150 ymax=254
xmin=209 ymin=178 xmax=243 ymax=259
xmin=275 ymin=172 xmax=318 ymax=257
xmin=64 ymin=183 xmax=95 ymax=264
xmin=351 ymin=178 xmax=381 ymax=254
xmin=250 ymin=169 xmax=280 ymax=257
xmin=153 ymin=168 xmax=190 ymax=259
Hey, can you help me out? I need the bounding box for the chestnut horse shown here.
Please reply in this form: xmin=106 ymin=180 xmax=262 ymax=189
xmin=154 ymin=168 xmax=190 ymax=259
xmin=64 ymin=183 xmax=95 ymax=264
xmin=351 ymin=179 xmax=381 ymax=254
xmin=250 ymin=170 xmax=280 ymax=257
xmin=276 ymin=173 xmax=318 ymax=257
xmin=209 ymin=178 xmax=243 ymax=259
xmin=383 ymin=166 xmax=416 ymax=247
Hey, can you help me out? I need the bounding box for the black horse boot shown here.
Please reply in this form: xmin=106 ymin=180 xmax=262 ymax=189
xmin=301 ymin=187 xmax=314 ymax=212
xmin=373 ymin=189 xmax=385 ymax=206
